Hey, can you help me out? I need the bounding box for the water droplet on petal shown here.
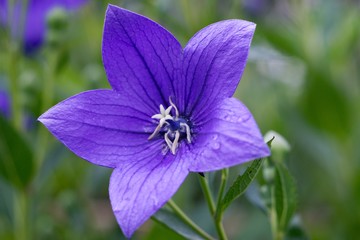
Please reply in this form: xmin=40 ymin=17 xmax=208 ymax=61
xmin=212 ymin=142 xmax=220 ymax=150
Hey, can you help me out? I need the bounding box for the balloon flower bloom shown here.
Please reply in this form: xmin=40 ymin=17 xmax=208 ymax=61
xmin=39 ymin=4 xmax=270 ymax=238
xmin=0 ymin=0 xmax=87 ymax=52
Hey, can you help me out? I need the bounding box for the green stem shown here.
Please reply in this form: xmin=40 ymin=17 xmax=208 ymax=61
xmin=198 ymin=174 xmax=228 ymax=240
xmin=167 ymin=199 xmax=215 ymax=240
xmin=269 ymin=185 xmax=283 ymax=240
xmin=198 ymin=175 xmax=216 ymax=215
xmin=216 ymin=169 xmax=229 ymax=219
xmin=41 ymin=53 xmax=56 ymax=112
xmin=8 ymin=44 xmax=23 ymax=131
xmin=7 ymin=0 xmax=30 ymax=131
xmin=214 ymin=169 xmax=229 ymax=240
xmin=14 ymin=189 xmax=28 ymax=240
xmin=35 ymin=52 xmax=57 ymax=170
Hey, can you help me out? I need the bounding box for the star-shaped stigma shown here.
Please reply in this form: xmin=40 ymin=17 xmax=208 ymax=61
xmin=148 ymin=104 xmax=173 ymax=140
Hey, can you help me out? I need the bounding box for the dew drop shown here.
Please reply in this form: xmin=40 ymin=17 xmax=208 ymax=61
xmin=212 ymin=142 xmax=220 ymax=150
xmin=224 ymin=113 xmax=236 ymax=121
xmin=150 ymin=196 xmax=159 ymax=206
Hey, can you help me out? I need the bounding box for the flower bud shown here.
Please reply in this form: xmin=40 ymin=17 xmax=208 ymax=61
xmin=46 ymin=7 xmax=68 ymax=31
xmin=263 ymin=166 xmax=275 ymax=183
xmin=264 ymin=130 xmax=291 ymax=162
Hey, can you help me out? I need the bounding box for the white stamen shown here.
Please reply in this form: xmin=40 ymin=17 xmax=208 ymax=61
xmin=148 ymin=124 xmax=162 ymax=140
xmin=171 ymin=131 xmax=180 ymax=154
xmin=181 ymin=122 xmax=192 ymax=143
xmin=169 ymin=97 xmax=179 ymax=118
xmin=164 ymin=130 xmax=172 ymax=149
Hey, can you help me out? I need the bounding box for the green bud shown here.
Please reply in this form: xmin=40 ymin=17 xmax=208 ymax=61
xmin=47 ymin=7 xmax=68 ymax=31
xmin=260 ymin=185 xmax=272 ymax=208
xmin=46 ymin=30 xmax=63 ymax=49
xmin=263 ymin=166 xmax=276 ymax=183
xmin=264 ymin=130 xmax=291 ymax=162
xmin=264 ymin=130 xmax=290 ymax=152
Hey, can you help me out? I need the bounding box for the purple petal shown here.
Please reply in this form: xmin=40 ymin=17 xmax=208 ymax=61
xmin=38 ymin=89 xmax=163 ymax=168
xmin=187 ymin=97 xmax=270 ymax=172
xmin=102 ymin=5 xmax=182 ymax=116
xmin=109 ymin=154 xmax=189 ymax=238
xmin=177 ymin=20 xmax=255 ymax=118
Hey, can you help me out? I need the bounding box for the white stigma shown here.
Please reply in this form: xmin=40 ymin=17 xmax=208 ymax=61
xmin=148 ymin=104 xmax=172 ymax=140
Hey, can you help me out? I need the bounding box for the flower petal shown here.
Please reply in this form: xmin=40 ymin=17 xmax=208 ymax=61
xmin=38 ymin=89 xmax=162 ymax=168
xmin=109 ymin=153 xmax=189 ymax=238
xmin=178 ymin=20 xmax=255 ymax=117
xmin=102 ymin=5 xmax=182 ymax=115
xmin=187 ymin=97 xmax=270 ymax=172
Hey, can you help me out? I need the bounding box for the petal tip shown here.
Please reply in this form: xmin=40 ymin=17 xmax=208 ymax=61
xmin=106 ymin=3 xmax=118 ymax=11
xmin=113 ymin=210 xmax=135 ymax=239
xmin=37 ymin=112 xmax=48 ymax=124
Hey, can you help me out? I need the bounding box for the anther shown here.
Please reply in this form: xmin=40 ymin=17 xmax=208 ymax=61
xmin=169 ymin=97 xmax=179 ymax=117
xmin=180 ymin=122 xmax=191 ymax=143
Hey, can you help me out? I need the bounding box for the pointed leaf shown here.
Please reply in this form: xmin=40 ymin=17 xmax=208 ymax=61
xmin=0 ymin=116 xmax=34 ymax=189
xmin=152 ymin=208 xmax=205 ymax=240
xmin=274 ymin=162 xmax=297 ymax=232
xmin=221 ymin=157 xmax=264 ymax=212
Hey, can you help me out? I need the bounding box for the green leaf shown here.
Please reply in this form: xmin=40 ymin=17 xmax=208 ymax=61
xmin=274 ymin=163 xmax=297 ymax=232
xmin=220 ymin=158 xmax=264 ymax=212
xmin=152 ymin=208 xmax=205 ymax=240
xmin=0 ymin=116 xmax=34 ymax=189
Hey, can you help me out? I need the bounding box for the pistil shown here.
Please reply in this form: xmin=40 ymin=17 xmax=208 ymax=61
xmin=148 ymin=98 xmax=192 ymax=154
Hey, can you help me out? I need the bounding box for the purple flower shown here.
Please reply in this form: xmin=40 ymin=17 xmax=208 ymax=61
xmin=39 ymin=5 xmax=270 ymax=238
xmin=0 ymin=0 xmax=87 ymax=52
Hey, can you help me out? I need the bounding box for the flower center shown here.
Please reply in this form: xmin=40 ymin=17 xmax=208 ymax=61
xmin=148 ymin=98 xmax=192 ymax=154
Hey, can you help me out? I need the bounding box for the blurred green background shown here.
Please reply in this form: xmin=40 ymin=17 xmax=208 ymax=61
xmin=0 ymin=0 xmax=359 ymax=239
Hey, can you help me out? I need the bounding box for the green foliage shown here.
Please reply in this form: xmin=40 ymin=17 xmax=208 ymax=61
xmin=220 ymin=158 xmax=264 ymax=212
xmin=153 ymin=208 xmax=205 ymax=240
xmin=0 ymin=116 xmax=34 ymax=190
xmin=274 ymin=162 xmax=297 ymax=236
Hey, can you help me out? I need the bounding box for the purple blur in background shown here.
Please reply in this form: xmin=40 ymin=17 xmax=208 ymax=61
xmin=0 ymin=89 xmax=10 ymax=118
xmin=0 ymin=0 xmax=87 ymax=52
